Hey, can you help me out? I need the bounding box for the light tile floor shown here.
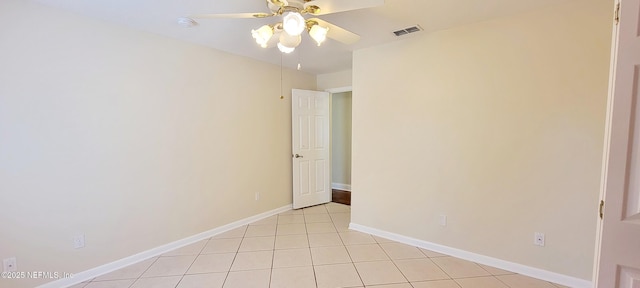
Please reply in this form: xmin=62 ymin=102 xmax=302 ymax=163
xmin=70 ymin=203 xmax=570 ymax=288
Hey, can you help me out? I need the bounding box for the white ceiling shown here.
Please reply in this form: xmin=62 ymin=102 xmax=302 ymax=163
xmin=32 ymin=0 xmax=570 ymax=75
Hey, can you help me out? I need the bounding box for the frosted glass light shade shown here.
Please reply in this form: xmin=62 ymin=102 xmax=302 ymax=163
xmin=282 ymin=12 xmax=305 ymax=36
xmin=309 ymin=24 xmax=329 ymax=46
xmin=279 ymin=33 xmax=301 ymax=47
xmin=277 ymin=43 xmax=295 ymax=53
xmin=251 ymin=25 xmax=273 ymax=48
xmin=277 ymin=33 xmax=301 ymax=53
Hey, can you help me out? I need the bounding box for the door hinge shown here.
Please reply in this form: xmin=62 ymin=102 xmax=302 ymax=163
xmin=599 ymin=200 xmax=605 ymax=219
xmin=614 ymin=2 xmax=620 ymax=25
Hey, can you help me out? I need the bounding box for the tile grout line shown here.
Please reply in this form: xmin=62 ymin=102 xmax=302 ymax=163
xmin=173 ymin=238 xmax=211 ymax=288
xmin=376 ymin=240 xmax=416 ymax=286
xmin=128 ymin=256 xmax=159 ymax=288
xmin=301 ymin=209 xmax=321 ymax=288
xmin=330 ymin=204 xmax=366 ymax=288
xmin=220 ymin=225 xmax=247 ymax=288
xmin=493 ymin=274 xmax=514 ymax=288
xmin=269 ymin=212 xmax=284 ymax=288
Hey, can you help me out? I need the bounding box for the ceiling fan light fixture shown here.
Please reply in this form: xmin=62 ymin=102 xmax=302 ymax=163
xmin=309 ymin=24 xmax=329 ymax=46
xmin=282 ymin=12 xmax=305 ymax=36
xmin=251 ymin=25 xmax=274 ymax=48
xmin=277 ymin=42 xmax=296 ymax=53
xmin=279 ymin=32 xmax=301 ymax=50
xmin=303 ymin=5 xmax=321 ymax=15
xmin=269 ymin=0 xmax=288 ymax=7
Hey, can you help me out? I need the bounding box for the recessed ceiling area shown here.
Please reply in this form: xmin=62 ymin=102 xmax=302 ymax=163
xmin=31 ymin=0 xmax=571 ymax=75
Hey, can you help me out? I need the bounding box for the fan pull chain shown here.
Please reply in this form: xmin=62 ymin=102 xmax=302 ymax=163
xmin=280 ymin=53 xmax=284 ymax=100
xmin=297 ymin=45 xmax=302 ymax=70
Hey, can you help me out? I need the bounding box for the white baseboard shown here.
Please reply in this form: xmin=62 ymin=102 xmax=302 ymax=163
xmin=39 ymin=205 xmax=292 ymax=288
xmin=349 ymin=223 xmax=592 ymax=288
xmin=331 ymin=183 xmax=351 ymax=191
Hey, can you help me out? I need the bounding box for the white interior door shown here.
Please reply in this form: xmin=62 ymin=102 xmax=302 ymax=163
xmin=292 ymin=89 xmax=331 ymax=209
xmin=595 ymin=0 xmax=640 ymax=287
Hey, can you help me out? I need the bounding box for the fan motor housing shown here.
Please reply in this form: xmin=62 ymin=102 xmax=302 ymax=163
xmin=268 ymin=0 xmax=307 ymax=13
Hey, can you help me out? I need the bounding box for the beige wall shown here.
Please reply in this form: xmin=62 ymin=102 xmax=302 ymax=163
xmin=317 ymin=70 xmax=352 ymax=90
xmin=0 ymin=1 xmax=315 ymax=287
xmin=331 ymin=92 xmax=353 ymax=187
xmin=351 ymin=0 xmax=611 ymax=280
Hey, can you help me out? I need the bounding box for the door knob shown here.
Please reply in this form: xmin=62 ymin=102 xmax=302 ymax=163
xmin=294 ymin=154 xmax=303 ymax=158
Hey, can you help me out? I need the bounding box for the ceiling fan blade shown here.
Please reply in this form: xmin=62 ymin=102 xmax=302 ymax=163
xmin=305 ymin=0 xmax=384 ymax=15
xmin=309 ymin=18 xmax=360 ymax=45
xmin=190 ymin=12 xmax=275 ymax=19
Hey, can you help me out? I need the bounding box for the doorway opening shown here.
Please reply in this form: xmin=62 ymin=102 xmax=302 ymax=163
xmin=330 ymin=90 xmax=352 ymax=205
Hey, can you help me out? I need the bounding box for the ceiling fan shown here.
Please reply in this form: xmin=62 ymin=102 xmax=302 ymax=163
xmin=188 ymin=0 xmax=384 ymax=53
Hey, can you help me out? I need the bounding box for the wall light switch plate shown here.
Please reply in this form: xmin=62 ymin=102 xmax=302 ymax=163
xmin=439 ymin=215 xmax=447 ymax=226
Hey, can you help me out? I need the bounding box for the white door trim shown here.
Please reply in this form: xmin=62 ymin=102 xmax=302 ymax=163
xmin=325 ymin=86 xmax=353 ymax=94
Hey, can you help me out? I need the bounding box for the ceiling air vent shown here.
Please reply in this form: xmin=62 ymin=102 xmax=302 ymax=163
xmin=393 ymin=25 xmax=423 ymax=37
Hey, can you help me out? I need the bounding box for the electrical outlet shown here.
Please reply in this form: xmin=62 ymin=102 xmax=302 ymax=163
xmin=3 ymin=257 xmax=17 ymax=272
xmin=534 ymin=232 xmax=545 ymax=246
xmin=255 ymin=192 xmax=260 ymax=201
xmin=73 ymin=233 xmax=85 ymax=249
xmin=439 ymin=215 xmax=447 ymax=226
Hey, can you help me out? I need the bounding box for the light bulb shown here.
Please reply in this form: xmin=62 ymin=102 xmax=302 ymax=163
xmin=309 ymin=24 xmax=329 ymax=46
xmin=282 ymin=12 xmax=305 ymax=36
